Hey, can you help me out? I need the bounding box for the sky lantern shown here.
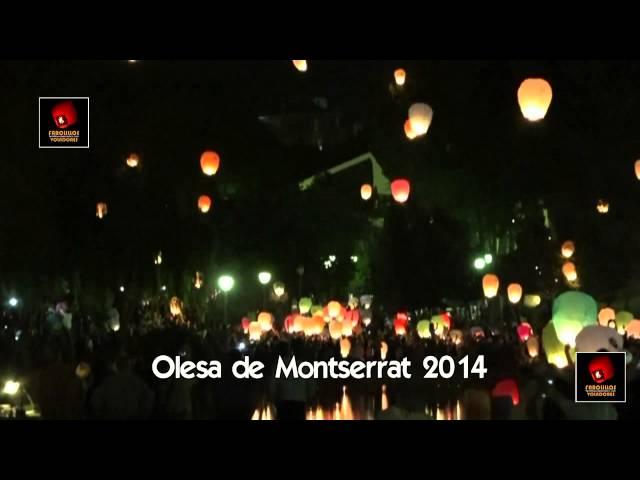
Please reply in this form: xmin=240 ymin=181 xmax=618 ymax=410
xmin=380 ymin=341 xmax=388 ymax=360
xmin=517 ymin=322 xmax=533 ymax=342
xmin=417 ymin=320 xmax=431 ymax=339
xmin=430 ymin=314 xmax=450 ymax=337
xmin=329 ymin=319 xmax=342 ymax=340
xmin=561 ymin=262 xmax=577 ymax=282
xmin=390 ymin=179 xmax=410 ymax=204
xmin=200 ymin=151 xmax=220 ymax=176
xmin=542 ymin=322 xmax=569 ymax=368
xmin=575 ymin=325 xmax=623 ymax=353
xmin=408 ymin=103 xmax=433 ymax=136
xmin=394 ymin=317 xmax=407 ymax=336
xmin=491 ymin=379 xmax=520 ymax=406
xmin=598 ymin=307 xmax=616 ymax=327
xmin=470 ymin=326 xmax=485 ymax=339
xmin=615 ymin=311 xmax=633 ymax=334
xmin=517 ymin=78 xmax=552 ymax=121
xmin=482 ymin=274 xmax=499 ymax=298
xmin=312 ymin=315 xmax=325 ymax=335
xmin=302 ymin=316 xmax=315 ymax=337
xmin=96 ymin=202 xmax=108 ymax=219
xmin=524 ymin=294 xmax=541 ymax=308
xmin=241 ymin=317 xmax=250 ymax=334
xmin=626 ymin=320 xmax=640 ymax=339
xmin=635 ymin=159 xmax=640 ymax=180
xmin=449 ymin=329 xmax=463 ymax=345
xmin=507 ymin=283 xmax=523 ymax=304
xmin=310 ymin=305 xmax=323 ymax=316
xmin=198 ymin=195 xmax=212 ymax=213
xmin=341 ymin=319 xmax=353 ymax=337
xmin=596 ymin=199 xmax=609 ymax=214
xmin=292 ymin=315 xmax=305 ymax=333
xmin=526 ymin=336 xmax=539 ymax=358
xmin=283 ymin=314 xmax=294 ymax=333
xmin=126 ymin=153 xmax=139 ymax=168
xmin=299 ymin=297 xmax=312 ymax=314
xmin=403 ymin=119 xmax=417 ymax=140
xmin=249 ymin=321 xmax=262 ymax=341
xmin=340 ymin=338 xmax=351 ymax=358
xmin=273 ymin=282 xmax=285 ymax=299
xmin=561 ymin=241 xmax=575 ymax=259
xmin=292 ymin=60 xmax=307 ymax=72
xmin=360 ymin=183 xmax=373 ymax=201
xmin=194 ymin=271 xmax=204 ymax=289
xmin=327 ymin=301 xmax=342 ymax=319
xmin=394 ymin=68 xmax=406 ymax=86
xmin=258 ymin=312 xmax=273 ymax=332
xmin=169 ymin=297 xmax=183 ymax=318
xmin=551 ymin=291 xmax=597 ymax=347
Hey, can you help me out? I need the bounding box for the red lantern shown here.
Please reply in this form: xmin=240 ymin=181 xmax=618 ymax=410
xmin=51 ymin=100 xmax=78 ymax=128
xmin=491 ymin=379 xmax=520 ymax=406
xmin=241 ymin=317 xmax=250 ymax=334
xmin=284 ymin=314 xmax=294 ymax=333
xmin=589 ymin=355 xmax=614 ymax=384
xmin=441 ymin=312 xmax=452 ymax=330
xmin=200 ymin=151 xmax=220 ymax=176
xmin=391 ymin=179 xmax=410 ymax=204
xmin=198 ymin=195 xmax=212 ymax=213
xmin=517 ymin=322 xmax=533 ymax=342
xmin=394 ymin=312 xmax=408 ymax=336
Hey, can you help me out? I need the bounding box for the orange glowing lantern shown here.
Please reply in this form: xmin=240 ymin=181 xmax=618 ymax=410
xmin=241 ymin=317 xmax=250 ymax=334
xmin=200 ymin=151 xmax=220 ymax=176
xmin=292 ymin=315 xmax=305 ymax=333
xmin=635 ymin=159 xmax=640 ymax=180
xmin=517 ymin=322 xmax=533 ymax=342
xmin=596 ymin=199 xmax=609 ymax=214
xmin=626 ymin=320 xmax=640 ymax=339
xmin=404 ymin=119 xmax=417 ymax=140
xmin=340 ymin=338 xmax=351 ymax=358
xmin=598 ymin=307 xmax=616 ymax=327
xmin=482 ymin=274 xmax=499 ymax=298
xmin=361 ymin=183 xmax=372 ymax=201
xmin=329 ymin=320 xmax=342 ymax=340
xmin=394 ymin=68 xmax=406 ymax=86
xmin=491 ymin=378 xmax=520 ymax=406
xmin=194 ymin=271 xmax=204 ymax=289
xmin=292 ymin=60 xmax=307 ymax=72
xmin=327 ymin=301 xmax=342 ymax=319
xmin=126 ymin=153 xmax=139 ymax=168
xmin=249 ymin=321 xmax=262 ymax=341
xmin=312 ymin=315 xmax=326 ymax=335
xmin=561 ymin=241 xmax=575 ymax=259
xmin=341 ymin=319 xmax=353 ymax=337
xmin=507 ymin=283 xmax=523 ymax=304
xmin=562 ymin=262 xmax=577 ymax=282
xmin=96 ymin=202 xmax=108 ymax=219
xmin=408 ymin=103 xmax=433 ymax=136
xmin=526 ymin=336 xmax=540 ymax=358
xmin=449 ymin=329 xmax=463 ymax=345
xmin=517 ymin=78 xmax=552 ymax=121
xmin=169 ymin=297 xmax=183 ymax=317
xmin=380 ymin=341 xmax=388 ymax=360
xmin=258 ymin=312 xmax=273 ymax=332
xmin=198 ymin=195 xmax=212 ymax=213
xmin=391 ymin=179 xmax=410 ymax=204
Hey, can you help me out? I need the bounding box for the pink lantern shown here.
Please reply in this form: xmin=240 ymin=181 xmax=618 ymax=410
xmin=491 ymin=378 xmax=520 ymax=406
xmin=517 ymin=322 xmax=534 ymax=342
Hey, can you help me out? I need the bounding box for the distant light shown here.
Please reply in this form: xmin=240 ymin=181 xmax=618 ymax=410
xmin=8 ymin=297 xmax=18 ymax=307
xmin=128 ymin=60 xmax=137 ymax=63
xmin=473 ymin=258 xmax=486 ymax=270
xmin=237 ymin=342 xmax=246 ymax=351
xmin=119 ymin=286 xmax=125 ymax=293
xmin=2 ymin=380 xmax=20 ymax=396
xmin=218 ymin=275 xmax=235 ymax=293
xmin=329 ymin=255 xmax=336 ymax=262
xmin=547 ymin=379 xmax=554 ymax=386
xmin=554 ymin=278 xmax=559 ymax=283
xmin=350 ymin=255 xmax=358 ymax=263
xmin=154 ymin=252 xmax=163 ymax=265
xmin=511 ymin=218 xmax=515 ymax=224
xmin=161 ymin=285 xmax=167 ymax=292
xmin=547 ymin=236 xmax=552 ymax=241
xmin=534 ymin=265 xmax=539 ymax=271
xmin=258 ymin=271 xmax=272 ymax=285
xmin=483 ymin=254 xmax=493 ymax=265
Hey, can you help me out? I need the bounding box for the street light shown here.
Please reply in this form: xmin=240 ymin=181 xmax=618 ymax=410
xmin=218 ymin=275 xmax=235 ymax=325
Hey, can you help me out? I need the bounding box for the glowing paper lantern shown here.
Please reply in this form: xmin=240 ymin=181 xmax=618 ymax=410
xmin=449 ymin=329 xmax=463 ymax=345
xmin=75 ymin=362 xmax=91 ymax=380
xmin=198 ymin=195 xmax=212 ymax=213
xmin=562 ymin=262 xmax=577 ymax=282
xmin=96 ymin=202 xmax=108 ymax=219
xmin=200 ymin=151 xmax=220 ymax=176
xmin=430 ymin=314 xmax=449 ymax=337
xmin=626 ymin=320 xmax=640 ymax=339
xmin=408 ymin=103 xmax=433 ymax=136
xmin=360 ymin=183 xmax=373 ymax=201
xmin=258 ymin=312 xmax=273 ymax=332
xmin=394 ymin=68 xmax=406 ymax=86
xmin=551 ymin=291 xmax=597 ymax=347
xmin=299 ymin=298 xmax=312 ymax=315
xmin=561 ymin=241 xmax=575 ymax=259
xmin=598 ymin=307 xmax=616 ymax=327
xmin=526 ymin=336 xmax=539 ymax=358
xmin=327 ymin=301 xmax=342 ymax=319
xmin=470 ymin=326 xmax=485 ymax=339
xmin=491 ymin=379 xmax=520 ymax=406
xmin=394 ymin=318 xmax=407 ymax=336
xmin=575 ymin=325 xmax=623 ymax=353
xmin=524 ymin=294 xmax=542 ymax=308
xmin=126 ymin=153 xmax=139 ymax=168
xmin=169 ymin=297 xmax=183 ymax=317
xmin=635 ymin=159 xmax=640 ymax=180
xmin=302 ymin=316 xmax=315 ymax=337
xmin=507 ymin=283 xmax=523 ymax=304
xmin=417 ymin=320 xmax=431 ymax=339
xmin=312 ymin=315 xmax=326 ymax=335
xmin=283 ymin=314 xmax=294 ymax=333
xmin=360 ymin=295 xmax=373 ymax=309
xmin=542 ymin=322 xmax=569 ymax=368
xmin=249 ymin=321 xmax=262 ymax=341
xmin=517 ymin=78 xmax=552 ymax=121
xmin=292 ymin=60 xmax=307 ymax=72
xmin=241 ymin=317 xmax=250 ymax=334
xmin=340 ymin=338 xmax=351 ymax=358
xmin=341 ymin=319 xmax=353 ymax=337
xmin=482 ymin=274 xmax=500 ymax=298
xmin=615 ymin=311 xmax=633 ymax=334
xmin=404 ymin=119 xmax=417 ymax=140
xmin=329 ymin=320 xmax=342 ymax=340
xmin=194 ymin=271 xmax=204 ymax=289
xmin=292 ymin=315 xmax=305 ymax=333
xmin=273 ymin=282 xmax=285 ymax=298
xmin=596 ymin=199 xmax=609 ymax=214
xmin=380 ymin=341 xmax=388 ymax=360
xmin=391 ymin=179 xmax=410 ymax=204
xmin=310 ymin=305 xmax=323 ymax=316
xmin=517 ymin=322 xmax=533 ymax=342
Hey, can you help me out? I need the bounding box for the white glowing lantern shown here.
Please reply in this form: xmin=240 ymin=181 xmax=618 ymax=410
xmin=408 ymin=103 xmax=433 ymax=136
